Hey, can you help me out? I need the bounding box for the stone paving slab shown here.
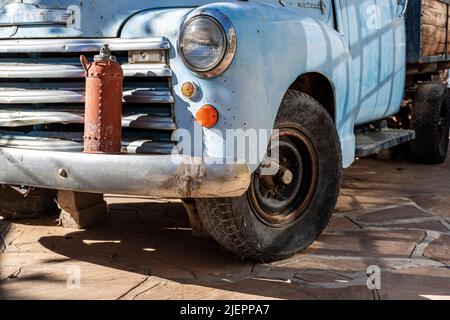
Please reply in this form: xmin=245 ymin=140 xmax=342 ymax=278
xmin=324 ymin=216 xmax=361 ymax=232
xmin=304 ymin=229 xmax=425 ymax=258
xmin=407 ymin=195 xmax=450 ymax=218
xmin=1 ymin=153 xmax=450 ymax=300
xmin=382 ymin=221 xmax=449 ymax=233
xmin=355 ymin=205 xmax=430 ymax=223
xmin=423 ymin=235 xmax=450 ymax=265
xmin=378 ymin=267 xmax=450 ymax=300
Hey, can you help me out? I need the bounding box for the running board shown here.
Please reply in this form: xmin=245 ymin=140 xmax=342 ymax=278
xmin=355 ymin=129 xmax=415 ymax=157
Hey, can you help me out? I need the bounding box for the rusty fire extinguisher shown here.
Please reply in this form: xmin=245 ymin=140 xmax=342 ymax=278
xmin=80 ymin=45 xmax=124 ymax=153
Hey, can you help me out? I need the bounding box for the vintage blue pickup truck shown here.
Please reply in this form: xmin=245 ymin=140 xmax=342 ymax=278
xmin=0 ymin=0 xmax=449 ymax=261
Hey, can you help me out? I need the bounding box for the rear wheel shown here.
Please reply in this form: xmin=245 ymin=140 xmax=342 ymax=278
xmin=0 ymin=186 xmax=58 ymax=220
xmin=411 ymin=82 xmax=450 ymax=164
xmin=196 ymin=91 xmax=343 ymax=261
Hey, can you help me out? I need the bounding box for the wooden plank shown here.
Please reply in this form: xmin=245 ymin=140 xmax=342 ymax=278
xmin=448 ymin=6 xmax=450 ymax=54
xmin=421 ymin=0 xmax=448 ymax=56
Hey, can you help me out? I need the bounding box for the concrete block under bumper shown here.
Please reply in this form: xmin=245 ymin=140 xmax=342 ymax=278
xmin=0 ymin=148 xmax=251 ymax=198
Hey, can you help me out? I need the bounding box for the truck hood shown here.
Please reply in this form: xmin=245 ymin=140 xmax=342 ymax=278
xmin=0 ymin=0 xmax=269 ymax=38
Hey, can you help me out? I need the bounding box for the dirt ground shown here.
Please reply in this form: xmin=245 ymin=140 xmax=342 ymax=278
xmin=1 ymin=154 xmax=449 ymax=300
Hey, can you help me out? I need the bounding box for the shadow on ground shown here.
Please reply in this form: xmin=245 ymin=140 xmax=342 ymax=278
xmin=1 ymin=155 xmax=450 ymax=299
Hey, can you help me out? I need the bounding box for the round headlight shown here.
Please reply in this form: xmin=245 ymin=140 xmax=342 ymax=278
xmin=179 ymin=11 xmax=236 ymax=78
xmin=180 ymin=16 xmax=226 ymax=71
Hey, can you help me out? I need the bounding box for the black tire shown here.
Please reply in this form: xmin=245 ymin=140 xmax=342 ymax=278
xmin=0 ymin=186 xmax=58 ymax=220
xmin=411 ymin=82 xmax=450 ymax=164
xmin=196 ymin=90 xmax=343 ymax=261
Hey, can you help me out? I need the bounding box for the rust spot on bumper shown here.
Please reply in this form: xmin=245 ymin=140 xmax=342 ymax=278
xmin=159 ymin=162 xmax=205 ymax=197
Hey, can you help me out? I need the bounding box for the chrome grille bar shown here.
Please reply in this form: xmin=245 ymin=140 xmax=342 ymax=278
xmin=0 ymin=37 xmax=170 ymax=53
xmin=0 ymin=88 xmax=174 ymax=104
xmin=0 ymin=131 xmax=177 ymax=154
xmin=0 ymin=63 xmax=172 ymax=78
xmin=0 ymin=110 xmax=176 ymax=130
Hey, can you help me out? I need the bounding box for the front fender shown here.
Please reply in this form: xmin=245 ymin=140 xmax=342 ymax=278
xmin=121 ymin=2 xmax=356 ymax=170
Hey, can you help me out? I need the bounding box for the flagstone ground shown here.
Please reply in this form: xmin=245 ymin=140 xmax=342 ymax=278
xmin=1 ymin=153 xmax=449 ymax=300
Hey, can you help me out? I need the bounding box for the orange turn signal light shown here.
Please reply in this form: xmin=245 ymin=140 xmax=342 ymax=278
xmin=196 ymin=105 xmax=219 ymax=129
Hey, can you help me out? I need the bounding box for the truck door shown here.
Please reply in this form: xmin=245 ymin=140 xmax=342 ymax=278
xmin=340 ymin=0 xmax=406 ymax=125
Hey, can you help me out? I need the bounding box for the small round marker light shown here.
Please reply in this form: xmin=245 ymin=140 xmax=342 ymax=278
xmin=181 ymin=81 xmax=197 ymax=99
xmin=196 ymin=105 xmax=219 ymax=128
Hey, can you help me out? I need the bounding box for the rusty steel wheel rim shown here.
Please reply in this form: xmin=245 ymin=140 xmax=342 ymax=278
xmin=248 ymin=126 xmax=318 ymax=227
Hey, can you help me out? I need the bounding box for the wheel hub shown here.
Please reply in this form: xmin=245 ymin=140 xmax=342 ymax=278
xmin=249 ymin=127 xmax=318 ymax=226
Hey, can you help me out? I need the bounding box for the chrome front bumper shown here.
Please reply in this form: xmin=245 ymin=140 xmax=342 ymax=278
xmin=0 ymin=148 xmax=251 ymax=198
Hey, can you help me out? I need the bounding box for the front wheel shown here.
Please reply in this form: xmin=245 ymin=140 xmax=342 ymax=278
xmin=196 ymin=91 xmax=343 ymax=261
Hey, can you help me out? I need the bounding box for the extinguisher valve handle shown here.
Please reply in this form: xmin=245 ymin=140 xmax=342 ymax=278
xmin=80 ymin=55 xmax=90 ymax=72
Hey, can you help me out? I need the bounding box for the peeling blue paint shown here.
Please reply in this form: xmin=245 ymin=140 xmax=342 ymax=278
xmin=0 ymin=0 xmax=407 ymax=169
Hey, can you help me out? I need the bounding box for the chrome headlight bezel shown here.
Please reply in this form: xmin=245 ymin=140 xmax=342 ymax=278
xmin=178 ymin=9 xmax=237 ymax=79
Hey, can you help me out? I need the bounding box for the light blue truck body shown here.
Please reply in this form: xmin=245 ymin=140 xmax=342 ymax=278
xmin=0 ymin=0 xmax=407 ymax=197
